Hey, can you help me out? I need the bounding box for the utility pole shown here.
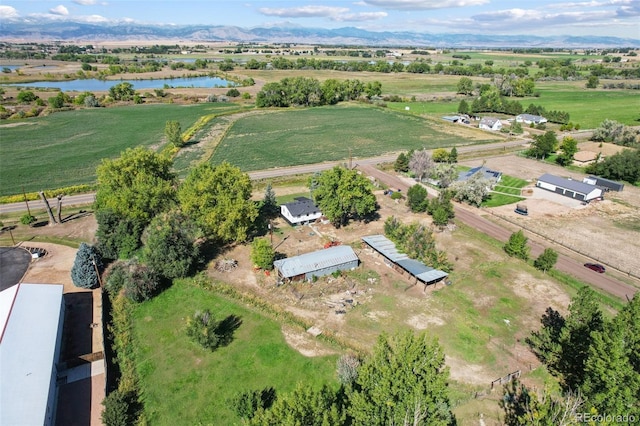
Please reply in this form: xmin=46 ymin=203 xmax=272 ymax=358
xmin=22 ymin=186 xmax=31 ymax=217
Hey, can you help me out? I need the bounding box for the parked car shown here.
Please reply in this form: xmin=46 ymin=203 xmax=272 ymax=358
xmin=584 ymin=263 xmax=606 ymax=273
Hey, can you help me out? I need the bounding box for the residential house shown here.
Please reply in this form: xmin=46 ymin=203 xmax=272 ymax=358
xmin=458 ymin=166 xmax=502 ymax=183
xmin=515 ymin=113 xmax=548 ymax=125
xmin=479 ymin=117 xmax=503 ymax=131
xmin=280 ymin=197 xmax=322 ymax=225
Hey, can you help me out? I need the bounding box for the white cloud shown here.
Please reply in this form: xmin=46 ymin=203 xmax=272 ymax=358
xmin=259 ymin=5 xmax=350 ymax=18
xmin=332 ymin=11 xmax=388 ymax=21
xmin=83 ymin=14 xmax=109 ymax=22
xmin=49 ymin=5 xmax=70 ymax=16
xmin=73 ymin=0 xmax=97 ymax=5
xmin=362 ymin=0 xmax=489 ymax=10
xmin=0 ymin=5 xmax=20 ymax=19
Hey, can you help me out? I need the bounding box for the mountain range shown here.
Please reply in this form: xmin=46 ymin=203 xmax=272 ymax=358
xmin=2 ymin=21 xmax=638 ymax=48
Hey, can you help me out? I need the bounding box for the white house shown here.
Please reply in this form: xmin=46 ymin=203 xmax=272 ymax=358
xmin=1 ymin=283 xmax=65 ymax=426
xmin=536 ymin=173 xmax=603 ymax=202
xmin=515 ymin=114 xmax=547 ymax=125
xmin=280 ymin=197 xmax=322 ymax=225
xmin=479 ymin=117 xmax=502 ymax=131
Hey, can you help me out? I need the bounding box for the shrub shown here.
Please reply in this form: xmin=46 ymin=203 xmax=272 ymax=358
xmin=186 ymin=309 xmax=222 ymax=351
xmin=390 ymin=191 xmax=403 ymax=200
xmin=70 ymin=243 xmax=103 ymax=289
xmin=226 ymin=88 xmax=240 ymax=97
xmin=121 ymin=261 xmax=163 ymax=302
xmin=229 ymin=387 xmax=277 ymax=421
xmin=101 ymin=389 xmax=140 ymax=426
xmin=20 ymin=214 xmax=36 ymax=225
xmin=503 ymin=230 xmax=530 ymax=261
xmin=336 ymin=353 xmax=360 ymax=386
xmin=250 ymin=238 xmax=275 ymax=270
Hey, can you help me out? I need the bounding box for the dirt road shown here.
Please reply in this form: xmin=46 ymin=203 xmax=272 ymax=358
xmin=357 ymin=164 xmax=638 ymax=301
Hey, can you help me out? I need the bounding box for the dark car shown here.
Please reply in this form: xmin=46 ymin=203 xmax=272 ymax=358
xmin=584 ymin=263 xmax=606 ymax=273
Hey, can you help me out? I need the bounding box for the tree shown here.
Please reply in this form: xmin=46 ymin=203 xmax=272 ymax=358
xmin=349 ymin=331 xmax=455 ymax=426
xmin=337 ymin=354 xmax=361 ymax=387
xmin=109 ymin=82 xmax=136 ymax=101
xmin=432 ymin=148 xmax=449 ymax=163
xmin=260 ymin=183 xmax=279 ymax=219
xmin=101 ymin=390 xmax=140 ymax=426
xmin=409 ymin=149 xmax=434 ymax=182
xmin=449 ymin=146 xmax=458 ymax=163
xmin=407 ymin=184 xmax=428 ymax=213
xmin=457 ymin=99 xmax=470 ymax=115
xmin=456 ymin=76 xmax=474 ymax=95
xmin=527 ymin=131 xmax=558 ymax=159
xmin=95 ymin=147 xmax=176 ymax=225
xmin=503 ymin=230 xmax=530 ymax=260
xmin=433 ymin=163 xmax=458 ymax=188
xmin=534 ymin=248 xmax=558 ymax=273
xmin=71 ymin=243 xmax=103 ymax=289
xmin=251 ymin=384 xmax=346 ymax=426
xmin=178 ymin=162 xmax=258 ymax=243
xmin=586 ymin=75 xmax=599 ymax=89
xmin=586 ymin=148 xmax=640 ymax=184
xmin=450 ymin=171 xmax=494 ymax=207
xmin=251 ymin=238 xmax=275 ymax=270
xmin=120 ymin=260 xmax=163 ymax=302
xmin=555 ymin=137 xmax=578 ymax=166
xmin=186 ymin=309 xmax=223 ymax=350
xmin=230 ymin=388 xmax=277 ymax=422
xmin=142 ymin=211 xmax=202 ymax=279
xmin=48 ymin=91 xmax=67 ymax=108
xmin=510 ymin=120 xmax=523 ymax=135
xmin=96 ymin=209 xmax=145 ymax=260
xmin=394 ymin=152 xmax=409 ymax=172
xmin=17 ymin=90 xmax=38 ymax=103
xmin=312 ymin=166 xmax=377 ymax=228
xmin=226 ymin=88 xmax=240 ymax=97
xmin=164 ymin=120 xmax=183 ymax=148
xmin=501 ymin=380 xmax=583 ymax=426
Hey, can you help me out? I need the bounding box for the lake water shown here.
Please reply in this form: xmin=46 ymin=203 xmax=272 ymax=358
xmin=2 ymin=76 xmax=235 ymax=91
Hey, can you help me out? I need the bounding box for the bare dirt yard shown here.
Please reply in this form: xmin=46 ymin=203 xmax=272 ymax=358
xmin=461 ymin=154 xmax=640 ymax=279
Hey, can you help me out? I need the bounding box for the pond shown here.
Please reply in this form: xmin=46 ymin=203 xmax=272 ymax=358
xmin=1 ymin=75 xmax=236 ymax=91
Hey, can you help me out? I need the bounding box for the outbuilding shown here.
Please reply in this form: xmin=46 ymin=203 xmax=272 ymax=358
xmin=536 ymin=173 xmax=603 ymax=202
xmin=479 ymin=117 xmax=502 ymax=131
xmin=1 ymin=283 xmax=65 ymax=426
xmin=273 ymin=245 xmax=359 ymax=282
xmin=280 ymin=196 xmax=322 ymax=225
xmin=515 ymin=114 xmax=547 ymax=125
xmin=583 ymin=175 xmax=624 ymax=192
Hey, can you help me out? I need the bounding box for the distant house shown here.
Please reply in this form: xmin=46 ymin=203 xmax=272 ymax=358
xmin=536 ymin=173 xmax=603 ymax=202
xmin=458 ymin=166 xmax=502 ymax=183
xmin=273 ymin=245 xmax=359 ymax=282
xmin=1 ymin=283 xmax=65 ymax=426
xmin=583 ymin=176 xmax=624 ymax=192
xmin=280 ymin=197 xmax=322 ymax=225
xmin=479 ymin=117 xmax=503 ymax=131
xmin=515 ymin=114 xmax=547 ymax=125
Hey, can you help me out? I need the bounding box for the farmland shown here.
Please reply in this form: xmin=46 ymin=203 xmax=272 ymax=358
xmin=209 ymin=104 xmax=499 ymax=171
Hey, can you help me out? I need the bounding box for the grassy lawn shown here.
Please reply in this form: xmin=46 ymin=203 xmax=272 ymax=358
xmin=210 ymin=104 xmax=498 ymax=171
xmin=0 ymin=103 xmax=239 ymax=197
xmin=482 ymin=193 xmax=525 ymax=207
xmin=132 ymin=282 xmax=339 ymax=425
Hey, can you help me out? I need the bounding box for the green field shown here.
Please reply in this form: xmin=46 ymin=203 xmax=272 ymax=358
xmin=0 ymin=103 xmax=239 ymax=196
xmin=132 ymin=282 xmax=339 ymax=425
xmin=210 ymin=104 xmax=499 ymax=171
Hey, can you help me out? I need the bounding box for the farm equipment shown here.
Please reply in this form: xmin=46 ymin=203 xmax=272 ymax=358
xmin=324 ymin=240 xmax=341 ymax=249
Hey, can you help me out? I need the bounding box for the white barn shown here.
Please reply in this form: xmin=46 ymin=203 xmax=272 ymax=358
xmin=536 ymin=173 xmax=603 ymax=202
xmin=1 ymin=283 xmax=65 ymax=426
xmin=280 ymin=197 xmax=322 ymax=225
xmin=479 ymin=117 xmax=502 ymax=131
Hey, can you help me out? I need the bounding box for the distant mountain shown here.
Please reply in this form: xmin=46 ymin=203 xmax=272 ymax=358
xmin=1 ymin=21 xmax=638 ymax=48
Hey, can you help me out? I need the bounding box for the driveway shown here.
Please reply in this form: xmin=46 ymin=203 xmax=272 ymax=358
xmin=0 ymin=246 xmax=32 ymax=290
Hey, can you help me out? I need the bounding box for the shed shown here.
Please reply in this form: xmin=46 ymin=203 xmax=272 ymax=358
xmin=1 ymin=283 xmax=65 ymax=426
xmin=583 ymin=176 xmax=624 ymax=192
xmin=536 ymin=173 xmax=603 ymax=202
xmin=361 ymin=235 xmax=448 ymax=285
xmin=280 ymin=197 xmax=322 ymax=225
xmin=515 ymin=113 xmax=547 ymax=125
xmin=274 ymin=245 xmax=359 ymax=282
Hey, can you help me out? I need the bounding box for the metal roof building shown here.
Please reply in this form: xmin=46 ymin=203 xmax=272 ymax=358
xmin=583 ymin=175 xmax=624 ymax=192
xmin=361 ymin=235 xmax=448 ymax=285
xmin=1 ymin=283 xmax=65 ymax=426
xmin=537 ymin=173 xmax=603 ymax=202
xmin=274 ymin=245 xmax=359 ymax=282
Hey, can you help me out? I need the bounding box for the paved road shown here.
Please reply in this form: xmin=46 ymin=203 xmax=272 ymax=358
xmin=357 ymin=164 xmax=637 ymax=301
xmin=0 ymin=138 xmax=530 ymax=215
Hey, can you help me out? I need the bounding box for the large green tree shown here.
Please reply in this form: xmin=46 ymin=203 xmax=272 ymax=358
xmin=503 ymin=230 xmax=530 ymax=261
xmin=164 ymin=120 xmax=183 ymax=148
xmin=456 ymin=76 xmax=474 ymax=95
xmin=312 ymin=166 xmax=377 ymax=228
xmin=407 ymin=184 xmax=428 ymax=213
xmin=95 ymin=147 xmax=176 ymax=225
xmin=250 ymin=238 xmax=275 ymax=270
xmin=349 ymin=331 xmax=454 ymax=426
xmin=555 ymin=137 xmax=578 ymax=166
xmin=178 ymin=162 xmax=258 ymax=243
xmin=533 ymin=248 xmax=558 ymax=273
xmin=527 ymin=131 xmax=558 ymax=159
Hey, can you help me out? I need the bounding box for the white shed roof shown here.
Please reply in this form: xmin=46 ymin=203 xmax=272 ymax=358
xmin=274 ymin=245 xmax=358 ymax=278
xmin=1 ymin=283 xmax=64 ymax=426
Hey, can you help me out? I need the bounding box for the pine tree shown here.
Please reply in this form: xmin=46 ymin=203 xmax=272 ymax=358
xmin=70 ymin=243 xmax=102 ymax=289
xmin=261 ymin=183 xmax=279 ymax=219
xmin=394 ymin=152 xmax=409 ymax=172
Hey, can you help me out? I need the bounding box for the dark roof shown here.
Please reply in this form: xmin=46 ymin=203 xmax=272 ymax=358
xmin=479 ymin=117 xmax=500 ymax=126
xmin=586 ymin=176 xmax=624 ymax=191
xmin=458 ymin=166 xmax=502 ymax=181
xmin=538 ymin=173 xmax=600 ymax=195
xmin=517 ymin=113 xmax=546 ymax=122
xmin=282 ymin=197 xmax=320 ymax=217
xmin=273 ymin=245 xmax=358 ymax=278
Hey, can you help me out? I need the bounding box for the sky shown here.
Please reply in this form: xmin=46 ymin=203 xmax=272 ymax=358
xmin=1 ymin=0 xmax=639 ymax=38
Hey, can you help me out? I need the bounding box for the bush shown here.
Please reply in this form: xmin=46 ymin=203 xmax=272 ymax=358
xmin=186 ymin=309 xmax=222 ymax=350
xmin=390 ymin=191 xmax=403 ymax=200
xmin=70 ymin=243 xmax=103 ymax=289
xmin=250 ymin=238 xmax=275 ymax=270
xmin=336 ymin=353 xmax=360 ymax=386
xmin=101 ymin=389 xmax=140 ymax=426
xmin=226 ymin=88 xmax=240 ymax=97
xmin=229 ymin=387 xmax=277 ymax=421
xmin=122 ymin=261 xmax=163 ymax=302
xmin=503 ymin=230 xmax=530 ymax=261
xmin=20 ymin=214 xmax=36 ymax=225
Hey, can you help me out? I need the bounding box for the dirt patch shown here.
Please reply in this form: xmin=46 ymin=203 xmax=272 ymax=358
xmin=406 ymin=313 xmax=446 ymax=329
xmin=281 ymin=325 xmax=339 ymax=357
xmin=446 ymin=356 xmax=496 ymax=385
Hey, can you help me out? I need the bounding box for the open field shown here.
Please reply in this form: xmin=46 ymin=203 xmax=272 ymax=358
xmin=209 ymin=104 xmax=499 ymax=171
xmin=0 ymin=103 xmax=239 ymax=196
xmin=131 ymin=283 xmax=339 ymax=425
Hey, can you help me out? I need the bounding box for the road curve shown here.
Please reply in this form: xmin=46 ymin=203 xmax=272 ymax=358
xmin=357 ymin=164 xmax=637 ymax=301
